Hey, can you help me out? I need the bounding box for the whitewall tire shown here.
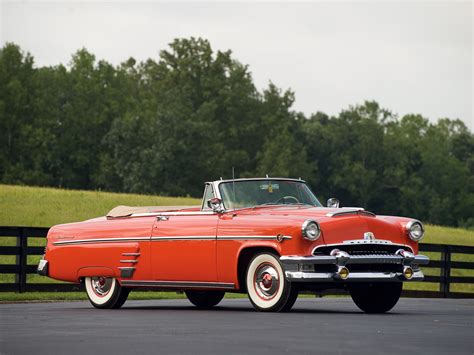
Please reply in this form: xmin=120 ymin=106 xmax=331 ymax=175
xmin=85 ymin=277 xmax=130 ymax=309
xmin=246 ymin=253 xmax=298 ymax=312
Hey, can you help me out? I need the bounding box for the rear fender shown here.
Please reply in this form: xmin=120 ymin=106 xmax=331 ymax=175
xmin=77 ymin=267 xmax=117 ymax=280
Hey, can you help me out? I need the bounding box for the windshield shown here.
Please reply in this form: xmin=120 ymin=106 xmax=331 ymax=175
xmin=218 ymin=180 xmax=322 ymax=209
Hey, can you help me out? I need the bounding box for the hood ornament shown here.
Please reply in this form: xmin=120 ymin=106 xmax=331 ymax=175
xmin=363 ymin=232 xmax=375 ymax=240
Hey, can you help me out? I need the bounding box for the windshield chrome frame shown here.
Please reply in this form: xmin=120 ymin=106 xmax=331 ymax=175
xmin=206 ymin=177 xmax=319 ymax=212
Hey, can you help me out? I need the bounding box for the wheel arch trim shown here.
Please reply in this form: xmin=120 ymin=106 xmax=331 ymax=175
xmin=236 ymin=245 xmax=281 ymax=291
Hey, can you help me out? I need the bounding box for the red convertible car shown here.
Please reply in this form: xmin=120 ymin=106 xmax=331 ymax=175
xmin=38 ymin=178 xmax=429 ymax=312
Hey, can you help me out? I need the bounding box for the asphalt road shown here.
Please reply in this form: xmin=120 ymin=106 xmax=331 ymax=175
xmin=0 ymin=298 xmax=473 ymax=355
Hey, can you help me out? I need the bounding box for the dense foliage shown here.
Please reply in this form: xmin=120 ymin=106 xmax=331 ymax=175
xmin=0 ymin=39 xmax=472 ymax=227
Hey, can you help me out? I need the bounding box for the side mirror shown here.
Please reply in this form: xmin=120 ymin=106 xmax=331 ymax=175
xmin=327 ymin=198 xmax=340 ymax=208
xmin=207 ymin=198 xmax=224 ymax=213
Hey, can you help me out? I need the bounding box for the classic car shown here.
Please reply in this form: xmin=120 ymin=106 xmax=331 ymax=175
xmin=38 ymin=177 xmax=429 ymax=313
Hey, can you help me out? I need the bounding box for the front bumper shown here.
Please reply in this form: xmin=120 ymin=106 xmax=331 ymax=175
xmin=281 ymin=252 xmax=429 ymax=282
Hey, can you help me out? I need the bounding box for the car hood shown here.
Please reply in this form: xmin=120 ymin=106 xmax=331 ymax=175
xmin=236 ymin=205 xmax=412 ymax=247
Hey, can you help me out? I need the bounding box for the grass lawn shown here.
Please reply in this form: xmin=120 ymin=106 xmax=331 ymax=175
xmin=0 ymin=184 xmax=472 ymax=301
xmin=0 ymin=184 xmax=200 ymax=227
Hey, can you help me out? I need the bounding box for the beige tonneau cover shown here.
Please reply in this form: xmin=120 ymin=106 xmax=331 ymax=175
xmin=107 ymin=205 xmax=200 ymax=218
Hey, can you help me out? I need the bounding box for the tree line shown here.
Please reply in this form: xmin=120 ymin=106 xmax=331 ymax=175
xmin=0 ymin=38 xmax=472 ymax=227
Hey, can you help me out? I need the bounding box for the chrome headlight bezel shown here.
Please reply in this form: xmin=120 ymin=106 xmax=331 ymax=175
xmin=406 ymin=220 xmax=425 ymax=241
xmin=302 ymin=219 xmax=321 ymax=241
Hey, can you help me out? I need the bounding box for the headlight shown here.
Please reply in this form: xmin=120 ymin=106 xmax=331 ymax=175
xmin=302 ymin=219 xmax=321 ymax=241
xmin=406 ymin=220 xmax=424 ymax=241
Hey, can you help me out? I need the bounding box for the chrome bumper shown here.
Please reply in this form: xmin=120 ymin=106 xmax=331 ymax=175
xmin=280 ymin=252 xmax=429 ymax=282
xmin=37 ymin=259 xmax=49 ymax=276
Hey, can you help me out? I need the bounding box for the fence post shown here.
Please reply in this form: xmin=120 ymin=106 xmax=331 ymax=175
xmin=15 ymin=227 xmax=28 ymax=293
xmin=440 ymin=245 xmax=451 ymax=298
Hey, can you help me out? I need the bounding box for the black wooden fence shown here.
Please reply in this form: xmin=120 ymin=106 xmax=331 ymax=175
xmin=0 ymin=226 xmax=473 ymax=297
xmin=0 ymin=227 xmax=83 ymax=292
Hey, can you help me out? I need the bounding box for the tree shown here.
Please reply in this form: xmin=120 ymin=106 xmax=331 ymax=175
xmin=0 ymin=43 xmax=35 ymax=183
xmin=256 ymin=83 xmax=311 ymax=179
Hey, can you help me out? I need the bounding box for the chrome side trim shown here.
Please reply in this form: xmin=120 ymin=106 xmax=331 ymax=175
xmin=122 ymin=252 xmax=141 ymax=256
xmin=54 ymin=235 xmax=292 ymax=245
xmin=151 ymin=235 xmax=292 ymax=241
xmin=53 ymin=237 xmax=149 ymax=246
xmin=218 ymin=235 xmax=292 ymax=241
xmin=120 ymin=280 xmax=235 ymax=290
xmin=120 ymin=260 xmax=138 ymax=263
xmin=151 ymin=236 xmax=216 ymax=241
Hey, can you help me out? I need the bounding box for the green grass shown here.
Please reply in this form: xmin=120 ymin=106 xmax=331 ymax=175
xmin=0 ymin=291 xmax=186 ymax=302
xmin=421 ymin=224 xmax=474 ymax=246
xmin=0 ymin=184 xmax=473 ymax=301
xmin=0 ymin=184 xmax=200 ymax=227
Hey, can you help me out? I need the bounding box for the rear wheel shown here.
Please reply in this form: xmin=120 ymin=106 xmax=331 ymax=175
xmin=185 ymin=290 xmax=225 ymax=309
xmin=85 ymin=276 xmax=130 ymax=309
xmin=349 ymin=282 xmax=402 ymax=313
xmin=246 ymin=252 xmax=298 ymax=312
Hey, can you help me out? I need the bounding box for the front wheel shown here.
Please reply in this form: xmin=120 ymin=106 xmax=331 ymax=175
xmin=349 ymin=282 xmax=402 ymax=313
xmin=185 ymin=290 xmax=225 ymax=309
xmin=84 ymin=277 xmax=130 ymax=309
xmin=246 ymin=253 xmax=298 ymax=312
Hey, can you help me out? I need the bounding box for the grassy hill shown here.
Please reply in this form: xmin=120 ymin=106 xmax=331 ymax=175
xmin=0 ymin=184 xmax=200 ymax=227
xmin=0 ymin=184 xmax=472 ymax=301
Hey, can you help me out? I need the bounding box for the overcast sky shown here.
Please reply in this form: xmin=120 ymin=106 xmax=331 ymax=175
xmin=1 ymin=1 xmax=473 ymax=130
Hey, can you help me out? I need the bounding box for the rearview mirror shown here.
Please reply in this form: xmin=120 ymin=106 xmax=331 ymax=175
xmin=327 ymin=198 xmax=340 ymax=208
xmin=207 ymin=198 xmax=224 ymax=213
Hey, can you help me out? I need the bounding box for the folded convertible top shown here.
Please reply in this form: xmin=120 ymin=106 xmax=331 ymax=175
xmin=107 ymin=205 xmax=200 ymax=218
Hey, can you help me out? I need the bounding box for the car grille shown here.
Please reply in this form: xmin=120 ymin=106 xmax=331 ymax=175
xmin=313 ymin=243 xmax=412 ymax=256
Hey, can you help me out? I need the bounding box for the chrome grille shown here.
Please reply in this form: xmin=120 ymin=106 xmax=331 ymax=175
xmin=314 ymin=243 xmax=412 ymax=256
xmin=348 ymin=250 xmax=391 ymax=256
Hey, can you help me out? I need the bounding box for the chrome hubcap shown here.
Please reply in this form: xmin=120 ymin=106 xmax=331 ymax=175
xmin=254 ymin=264 xmax=280 ymax=300
xmin=91 ymin=277 xmax=113 ymax=297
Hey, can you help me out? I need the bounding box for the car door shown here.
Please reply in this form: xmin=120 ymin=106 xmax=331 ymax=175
xmin=151 ymin=185 xmax=218 ymax=282
xmin=150 ymin=214 xmax=218 ymax=282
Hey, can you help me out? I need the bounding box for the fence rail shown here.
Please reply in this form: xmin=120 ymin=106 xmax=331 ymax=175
xmin=0 ymin=226 xmax=473 ymax=297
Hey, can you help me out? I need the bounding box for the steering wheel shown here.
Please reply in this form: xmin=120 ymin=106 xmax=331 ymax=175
xmin=276 ymin=196 xmax=300 ymax=204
